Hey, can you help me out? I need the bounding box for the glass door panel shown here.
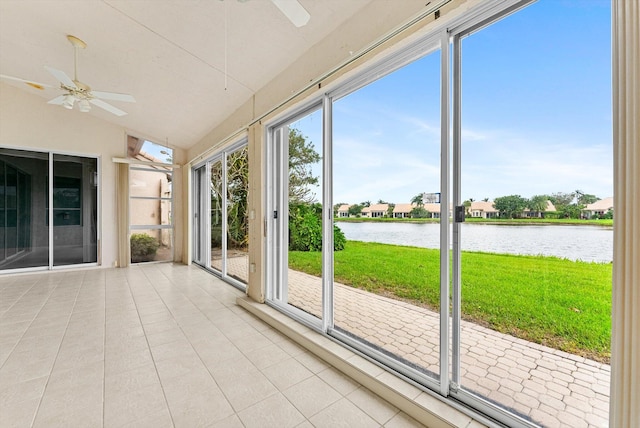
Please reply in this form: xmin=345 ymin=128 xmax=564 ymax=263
xmin=271 ymin=108 xmax=324 ymax=321
xmin=52 ymin=154 xmax=97 ymax=266
xmin=192 ymin=166 xmax=207 ymax=266
xmin=225 ymin=147 xmax=249 ymax=284
xmin=331 ymin=50 xmax=442 ymax=381
xmin=0 ymin=149 xmax=49 ymax=270
xmin=453 ymin=2 xmax=612 ymax=426
xmin=210 ymin=158 xmax=223 ymax=273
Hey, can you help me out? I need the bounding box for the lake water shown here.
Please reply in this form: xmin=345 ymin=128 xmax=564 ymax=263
xmin=337 ymin=222 xmax=613 ymax=263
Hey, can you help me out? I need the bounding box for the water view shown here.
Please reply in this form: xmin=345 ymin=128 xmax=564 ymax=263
xmin=337 ymin=222 xmax=613 ymax=263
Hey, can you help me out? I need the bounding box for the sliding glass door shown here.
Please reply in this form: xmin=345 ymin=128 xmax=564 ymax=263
xmin=265 ymin=1 xmax=611 ymax=427
xmin=192 ymin=141 xmax=248 ymax=288
xmin=0 ymin=148 xmax=98 ymax=272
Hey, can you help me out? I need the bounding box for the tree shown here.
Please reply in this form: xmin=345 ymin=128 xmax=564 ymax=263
xmin=361 ymin=200 xmax=371 ymax=207
xmin=288 ymin=128 xmax=321 ymax=203
xmin=386 ymin=203 xmax=395 ymax=218
xmin=482 ymin=197 xmax=489 ymax=202
xmin=463 ymin=199 xmax=472 ymax=216
xmin=411 ymin=193 xmax=424 ymax=207
xmin=527 ymin=195 xmax=549 ymax=218
xmin=410 ymin=207 xmax=430 ymax=218
xmin=493 ymin=195 xmax=528 ymax=219
xmin=577 ymin=193 xmax=598 ymax=205
xmin=550 ymin=192 xmax=574 ymax=207
xmin=348 ymin=204 xmax=364 ymax=217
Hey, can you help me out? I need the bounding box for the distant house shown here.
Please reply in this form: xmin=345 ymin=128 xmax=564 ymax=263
xmin=582 ymin=197 xmax=614 ymax=219
xmin=469 ymin=201 xmax=500 ymax=219
xmin=337 ymin=204 xmax=351 ymax=218
xmin=362 ymin=203 xmax=388 ymax=218
xmin=393 ymin=202 xmax=446 ymax=219
xmin=393 ymin=203 xmax=413 ymax=218
xmin=523 ymin=200 xmax=556 ymax=218
xmin=423 ymin=203 xmax=443 ymax=219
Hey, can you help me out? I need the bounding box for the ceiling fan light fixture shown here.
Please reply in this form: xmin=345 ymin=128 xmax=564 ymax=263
xmin=62 ymin=94 xmax=75 ymax=109
xmin=78 ymin=99 xmax=91 ymax=112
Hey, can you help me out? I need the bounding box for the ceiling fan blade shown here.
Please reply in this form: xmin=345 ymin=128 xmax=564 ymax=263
xmin=90 ymin=98 xmax=128 ymax=116
xmin=91 ymin=91 xmax=136 ymax=103
xmin=44 ymin=66 xmax=76 ymax=89
xmin=47 ymin=95 xmax=67 ymax=105
xmin=0 ymin=74 xmax=52 ymax=90
xmin=270 ymin=0 xmax=310 ymax=27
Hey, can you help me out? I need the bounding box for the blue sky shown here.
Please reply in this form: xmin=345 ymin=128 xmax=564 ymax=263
xmin=293 ymin=0 xmax=612 ymax=205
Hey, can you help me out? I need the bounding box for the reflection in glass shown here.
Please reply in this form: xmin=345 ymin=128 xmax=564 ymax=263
xmin=0 ymin=149 xmax=49 ymax=270
xmin=53 ymin=154 xmax=97 ymax=266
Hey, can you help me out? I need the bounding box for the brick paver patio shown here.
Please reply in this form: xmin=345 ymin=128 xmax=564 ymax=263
xmin=220 ymin=254 xmax=610 ymax=428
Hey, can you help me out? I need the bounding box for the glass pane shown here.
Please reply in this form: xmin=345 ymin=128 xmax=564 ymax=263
xmin=0 ymin=149 xmax=49 ymax=270
xmin=53 ymin=154 xmax=98 ymax=266
xmin=226 ymin=147 xmax=249 ymax=284
xmin=0 ymin=160 xmax=4 ymax=262
xmin=210 ymin=159 xmax=223 ymax=273
xmin=127 ymin=135 xmax=173 ymax=164
xmin=458 ymin=1 xmax=611 ymax=425
xmin=282 ymin=109 xmax=323 ymax=320
xmin=192 ymin=167 xmax=206 ymax=265
xmin=130 ymin=229 xmax=172 ymax=263
xmin=332 ymin=50 xmax=441 ymax=380
xmin=130 ymin=168 xmax=172 ymax=198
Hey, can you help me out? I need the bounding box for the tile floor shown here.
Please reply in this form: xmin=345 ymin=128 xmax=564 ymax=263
xmin=0 ymin=263 xmax=428 ymax=428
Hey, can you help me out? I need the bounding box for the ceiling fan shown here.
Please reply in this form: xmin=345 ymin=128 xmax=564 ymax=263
xmin=0 ymin=35 xmax=135 ymax=116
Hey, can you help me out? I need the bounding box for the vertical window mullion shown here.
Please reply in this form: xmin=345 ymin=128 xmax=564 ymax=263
xmin=439 ymin=29 xmax=452 ymax=396
xmin=322 ymin=95 xmax=334 ymax=332
xmin=221 ymin=152 xmax=228 ymax=277
xmin=48 ymin=152 xmax=53 ymax=269
xmin=451 ymin=31 xmax=463 ymax=390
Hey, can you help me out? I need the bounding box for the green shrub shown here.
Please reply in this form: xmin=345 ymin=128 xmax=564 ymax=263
xmin=130 ymin=233 xmax=159 ymax=262
xmin=289 ymin=202 xmax=346 ymax=252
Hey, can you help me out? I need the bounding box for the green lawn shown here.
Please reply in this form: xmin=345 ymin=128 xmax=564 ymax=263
xmin=288 ymin=241 xmax=612 ymax=362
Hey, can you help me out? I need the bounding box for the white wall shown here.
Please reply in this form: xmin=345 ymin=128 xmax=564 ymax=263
xmin=0 ymin=82 xmax=162 ymax=268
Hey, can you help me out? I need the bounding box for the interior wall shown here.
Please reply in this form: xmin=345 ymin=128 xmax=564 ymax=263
xmin=0 ymin=82 xmax=185 ymax=268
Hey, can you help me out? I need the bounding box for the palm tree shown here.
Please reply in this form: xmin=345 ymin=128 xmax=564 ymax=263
xmin=411 ymin=193 xmax=424 ymax=207
xmin=528 ymin=195 xmax=549 ymax=218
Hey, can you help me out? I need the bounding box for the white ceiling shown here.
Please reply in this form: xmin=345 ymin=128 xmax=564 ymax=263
xmin=0 ymin=0 xmax=372 ymax=150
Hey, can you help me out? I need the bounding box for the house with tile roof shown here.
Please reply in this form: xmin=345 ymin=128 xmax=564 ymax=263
xmin=361 ymin=203 xmax=389 ymax=218
xmin=582 ymin=197 xmax=614 ymax=219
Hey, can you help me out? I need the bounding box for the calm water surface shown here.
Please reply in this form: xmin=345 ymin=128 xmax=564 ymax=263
xmin=337 ymin=222 xmax=613 ymax=263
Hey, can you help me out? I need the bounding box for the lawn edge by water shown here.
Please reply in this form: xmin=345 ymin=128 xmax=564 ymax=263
xmin=336 ymin=217 xmax=613 ymax=227
xmin=288 ymin=241 xmax=612 ymax=363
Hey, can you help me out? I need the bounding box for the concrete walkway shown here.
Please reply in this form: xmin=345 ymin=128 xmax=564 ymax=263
xmin=224 ymin=255 xmax=610 ymax=428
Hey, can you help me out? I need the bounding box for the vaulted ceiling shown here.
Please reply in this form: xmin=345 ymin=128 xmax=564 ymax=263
xmin=0 ymin=0 xmax=376 ymax=149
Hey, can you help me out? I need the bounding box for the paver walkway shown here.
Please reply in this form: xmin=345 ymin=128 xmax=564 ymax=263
xmin=221 ymin=255 xmax=610 ymax=428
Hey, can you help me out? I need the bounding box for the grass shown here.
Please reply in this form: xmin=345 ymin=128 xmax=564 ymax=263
xmin=288 ymin=241 xmax=612 ymax=362
xmin=337 ymin=217 xmax=613 ymax=227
